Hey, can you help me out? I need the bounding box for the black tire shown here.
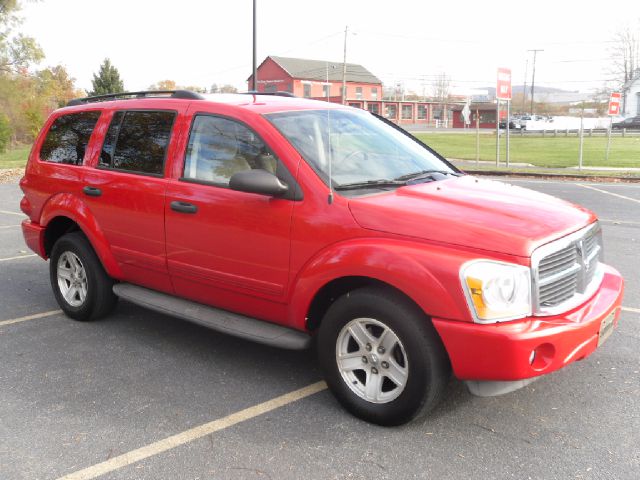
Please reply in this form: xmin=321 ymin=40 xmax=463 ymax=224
xmin=49 ymin=232 xmax=117 ymax=321
xmin=317 ymin=287 xmax=450 ymax=426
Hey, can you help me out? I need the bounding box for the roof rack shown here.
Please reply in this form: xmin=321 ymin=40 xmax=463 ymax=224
xmin=67 ymin=90 xmax=205 ymax=107
xmin=242 ymin=91 xmax=297 ymax=98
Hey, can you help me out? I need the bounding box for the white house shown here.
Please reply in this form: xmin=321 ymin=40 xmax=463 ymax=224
xmin=622 ymin=69 xmax=640 ymax=118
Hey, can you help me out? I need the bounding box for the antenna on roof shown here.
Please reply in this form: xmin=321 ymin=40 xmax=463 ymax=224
xmin=327 ymin=61 xmax=334 ymax=205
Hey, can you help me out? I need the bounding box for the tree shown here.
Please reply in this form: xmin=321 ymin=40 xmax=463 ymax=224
xmin=209 ymin=83 xmax=237 ymax=94
xmin=148 ymin=79 xmax=177 ymax=91
xmin=431 ymin=72 xmax=451 ymax=103
xmin=609 ymin=20 xmax=640 ymax=86
xmin=90 ymin=58 xmax=124 ymax=96
xmin=0 ymin=0 xmax=44 ymax=73
xmin=219 ymin=84 xmax=238 ymax=93
xmin=37 ymin=65 xmax=82 ymax=108
xmin=431 ymin=73 xmax=452 ymax=123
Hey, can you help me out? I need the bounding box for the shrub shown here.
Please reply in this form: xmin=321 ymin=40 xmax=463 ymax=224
xmin=0 ymin=114 xmax=12 ymax=154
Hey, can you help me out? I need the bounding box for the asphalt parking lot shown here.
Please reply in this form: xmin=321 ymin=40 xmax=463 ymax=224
xmin=1 ymin=178 xmax=639 ymax=480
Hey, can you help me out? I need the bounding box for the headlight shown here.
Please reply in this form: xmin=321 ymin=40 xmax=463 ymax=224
xmin=461 ymin=260 xmax=532 ymax=323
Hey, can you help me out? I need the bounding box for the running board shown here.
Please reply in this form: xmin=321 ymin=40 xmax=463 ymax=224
xmin=112 ymin=283 xmax=311 ymax=350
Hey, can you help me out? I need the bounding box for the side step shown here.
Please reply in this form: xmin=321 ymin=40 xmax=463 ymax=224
xmin=112 ymin=283 xmax=311 ymax=350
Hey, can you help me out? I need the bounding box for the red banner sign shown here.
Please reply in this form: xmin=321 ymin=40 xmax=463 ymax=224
xmin=496 ymin=68 xmax=512 ymax=100
xmin=608 ymin=92 xmax=621 ymax=116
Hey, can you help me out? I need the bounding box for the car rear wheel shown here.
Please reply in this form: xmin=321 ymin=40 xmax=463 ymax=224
xmin=50 ymin=232 xmax=117 ymax=321
xmin=317 ymin=287 xmax=451 ymax=425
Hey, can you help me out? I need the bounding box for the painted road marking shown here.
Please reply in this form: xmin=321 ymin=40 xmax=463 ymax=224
xmin=622 ymin=306 xmax=640 ymax=315
xmin=0 ymin=224 xmax=21 ymax=229
xmin=0 ymin=254 xmax=36 ymax=262
xmin=56 ymin=381 xmax=328 ymax=480
xmin=0 ymin=210 xmax=23 ymax=216
xmin=0 ymin=310 xmax=62 ymax=327
xmin=599 ymin=219 xmax=640 ymax=226
xmin=577 ymin=184 xmax=640 ymax=204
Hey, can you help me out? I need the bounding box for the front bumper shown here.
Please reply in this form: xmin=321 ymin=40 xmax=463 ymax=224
xmin=432 ymin=264 xmax=624 ymax=382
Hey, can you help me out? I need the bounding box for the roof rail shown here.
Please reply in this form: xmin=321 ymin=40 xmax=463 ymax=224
xmin=242 ymin=91 xmax=297 ymax=98
xmin=66 ymin=90 xmax=205 ymax=107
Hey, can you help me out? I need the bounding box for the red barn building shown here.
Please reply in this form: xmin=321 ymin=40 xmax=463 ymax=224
xmin=247 ymin=56 xmax=383 ymax=103
xmin=248 ymin=56 xmax=492 ymax=128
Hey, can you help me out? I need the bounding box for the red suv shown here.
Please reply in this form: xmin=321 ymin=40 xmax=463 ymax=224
xmin=20 ymin=90 xmax=624 ymax=425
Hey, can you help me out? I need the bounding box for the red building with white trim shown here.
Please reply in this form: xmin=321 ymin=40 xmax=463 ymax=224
xmin=248 ymin=56 xmax=497 ymax=128
xmin=247 ymin=56 xmax=383 ymax=102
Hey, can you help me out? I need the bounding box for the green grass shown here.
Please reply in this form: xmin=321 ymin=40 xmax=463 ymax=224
xmin=2 ymin=135 xmax=639 ymax=173
xmin=415 ymin=133 xmax=640 ymax=169
xmin=0 ymin=146 xmax=30 ymax=169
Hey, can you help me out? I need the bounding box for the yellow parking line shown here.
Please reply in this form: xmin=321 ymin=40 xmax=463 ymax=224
xmin=56 ymin=381 xmax=328 ymax=480
xmin=0 ymin=310 xmax=62 ymax=327
xmin=0 ymin=254 xmax=36 ymax=262
xmin=0 ymin=210 xmax=23 ymax=216
xmin=577 ymin=184 xmax=640 ymax=204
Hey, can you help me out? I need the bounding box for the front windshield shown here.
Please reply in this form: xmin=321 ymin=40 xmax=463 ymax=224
xmin=265 ymin=109 xmax=454 ymax=186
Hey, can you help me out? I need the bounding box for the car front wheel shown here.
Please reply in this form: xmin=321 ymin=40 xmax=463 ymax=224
xmin=317 ymin=287 xmax=451 ymax=425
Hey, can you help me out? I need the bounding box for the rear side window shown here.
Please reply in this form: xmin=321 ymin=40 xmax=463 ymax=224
xmin=40 ymin=111 xmax=101 ymax=165
xmin=99 ymin=110 xmax=175 ymax=175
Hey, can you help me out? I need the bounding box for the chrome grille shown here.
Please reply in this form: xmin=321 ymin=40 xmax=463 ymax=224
xmin=532 ymin=223 xmax=603 ymax=315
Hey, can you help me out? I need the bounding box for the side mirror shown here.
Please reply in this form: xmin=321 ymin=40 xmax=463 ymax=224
xmin=229 ymin=169 xmax=289 ymax=197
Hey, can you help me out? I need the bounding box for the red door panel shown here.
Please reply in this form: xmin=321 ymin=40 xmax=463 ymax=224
xmin=165 ymin=180 xmax=294 ymax=322
xmin=81 ymin=169 xmax=172 ymax=292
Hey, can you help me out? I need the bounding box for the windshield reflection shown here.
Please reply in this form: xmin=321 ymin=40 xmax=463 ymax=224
xmin=265 ymin=109 xmax=453 ymax=186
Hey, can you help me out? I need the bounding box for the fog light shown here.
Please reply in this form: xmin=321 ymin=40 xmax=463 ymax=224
xmin=529 ymin=343 xmax=555 ymax=371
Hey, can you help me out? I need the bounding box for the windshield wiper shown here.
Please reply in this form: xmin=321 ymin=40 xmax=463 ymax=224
xmin=334 ymin=179 xmax=406 ymax=190
xmin=393 ymin=169 xmax=461 ymax=182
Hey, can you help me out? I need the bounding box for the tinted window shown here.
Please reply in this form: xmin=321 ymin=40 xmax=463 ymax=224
xmin=183 ymin=115 xmax=277 ymax=186
xmin=40 ymin=111 xmax=101 ymax=165
xmin=99 ymin=110 xmax=175 ymax=175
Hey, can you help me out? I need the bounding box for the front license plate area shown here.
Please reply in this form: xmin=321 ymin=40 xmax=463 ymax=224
xmin=598 ymin=310 xmax=616 ymax=347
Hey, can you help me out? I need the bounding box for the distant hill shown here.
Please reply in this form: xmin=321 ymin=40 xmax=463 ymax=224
xmin=486 ymin=86 xmax=579 ymax=95
xmin=483 ymin=86 xmax=591 ymax=104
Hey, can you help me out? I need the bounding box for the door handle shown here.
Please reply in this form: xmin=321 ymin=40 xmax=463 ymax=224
xmin=170 ymin=201 xmax=198 ymax=214
xmin=83 ymin=186 xmax=102 ymax=197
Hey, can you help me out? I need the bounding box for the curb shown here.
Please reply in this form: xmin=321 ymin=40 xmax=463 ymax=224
xmin=460 ymin=169 xmax=640 ymax=183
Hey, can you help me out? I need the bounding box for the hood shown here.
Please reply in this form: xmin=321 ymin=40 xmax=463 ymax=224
xmin=348 ymin=176 xmax=595 ymax=258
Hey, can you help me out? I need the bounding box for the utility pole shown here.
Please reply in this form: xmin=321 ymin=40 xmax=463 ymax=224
xmin=522 ymin=57 xmax=528 ymax=113
xmin=341 ymin=26 xmax=348 ymax=105
xmin=252 ymin=0 xmax=257 ymax=91
xmin=528 ymin=49 xmax=543 ymax=114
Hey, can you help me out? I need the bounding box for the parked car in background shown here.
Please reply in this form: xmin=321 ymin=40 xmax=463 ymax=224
xmin=498 ymin=118 xmax=519 ymax=129
xmin=518 ymin=114 xmax=545 ymax=130
xmin=612 ymin=116 xmax=640 ymax=129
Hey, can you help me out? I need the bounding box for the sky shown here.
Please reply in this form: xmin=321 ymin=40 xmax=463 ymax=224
xmin=18 ymin=0 xmax=640 ymax=96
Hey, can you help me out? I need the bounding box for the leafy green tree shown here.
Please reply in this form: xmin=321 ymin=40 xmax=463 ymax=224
xmin=0 ymin=0 xmax=44 ymax=73
xmin=90 ymin=58 xmax=124 ymax=96
xmin=0 ymin=112 xmax=11 ymax=153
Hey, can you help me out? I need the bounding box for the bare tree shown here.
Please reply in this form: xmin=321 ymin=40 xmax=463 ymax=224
xmin=609 ymin=21 xmax=640 ymax=86
xmin=431 ymin=73 xmax=451 ymax=124
xmin=431 ymin=72 xmax=451 ymax=102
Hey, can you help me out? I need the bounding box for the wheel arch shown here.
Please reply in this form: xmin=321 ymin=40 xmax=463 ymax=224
xmin=290 ymin=239 xmax=474 ymax=332
xmin=40 ymin=193 xmax=122 ymax=278
xmin=306 ymin=276 xmax=424 ymax=331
